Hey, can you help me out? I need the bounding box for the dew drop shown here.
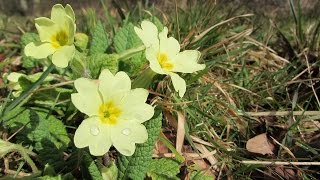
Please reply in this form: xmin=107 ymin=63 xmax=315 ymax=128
xmin=122 ymin=128 xmax=131 ymax=136
xmin=90 ymin=126 xmax=100 ymax=136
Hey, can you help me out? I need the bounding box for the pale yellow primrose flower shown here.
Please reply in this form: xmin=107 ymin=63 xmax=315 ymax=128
xmin=24 ymin=4 xmax=76 ymax=68
xmin=71 ymin=69 xmax=154 ymax=156
xmin=134 ymin=21 xmax=206 ymax=97
xmin=6 ymin=72 xmax=54 ymax=97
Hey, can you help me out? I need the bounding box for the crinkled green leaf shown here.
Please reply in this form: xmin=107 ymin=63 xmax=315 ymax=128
xmin=81 ymin=151 xmax=103 ymax=180
xmin=190 ymin=170 xmax=215 ymax=180
xmin=101 ymin=161 xmax=118 ymax=180
xmin=3 ymin=108 xmax=70 ymax=150
xmin=31 ymin=88 xmax=72 ymax=107
xmin=20 ymin=32 xmax=40 ymax=68
xmin=147 ymin=158 xmax=180 ymax=180
xmin=117 ymin=112 xmax=162 ymax=180
xmin=18 ymin=76 xmax=33 ymax=90
xmin=2 ymin=108 xmax=70 ymax=170
xmin=43 ymin=164 xmax=56 ymax=176
xmin=150 ymin=16 xmax=164 ymax=31
xmin=113 ymin=23 xmax=145 ymax=76
xmin=89 ymin=20 xmax=110 ymax=55
xmin=70 ymin=51 xmax=89 ymax=79
xmin=87 ymin=53 xmax=119 ymax=78
xmin=37 ymin=140 xmax=66 ymax=170
xmin=0 ymin=139 xmax=16 ymax=158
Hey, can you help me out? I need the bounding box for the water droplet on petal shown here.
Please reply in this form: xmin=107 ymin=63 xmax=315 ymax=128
xmin=122 ymin=128 xmax=131 ymax=136
xmin=90 ymin=126 xmax=100 ymax=136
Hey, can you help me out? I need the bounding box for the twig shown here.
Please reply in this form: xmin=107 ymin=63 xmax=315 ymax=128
xmin=242 ymin=160 xmax=320 ymax=166
xmin=37 ymin=80 xmax=74 ymax=92
xmin=153 ymin=151 xmax=216 ymax=159
xmin=3 ymin=63 xmax=55 ymax=115
xmin=304 ymin=52 xmax=320 ymax=107
xmin=240 ymin=111 xmax=320 ymax=116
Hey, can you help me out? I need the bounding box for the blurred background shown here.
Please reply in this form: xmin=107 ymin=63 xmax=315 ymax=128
xmin=0 ymin=0 xmax=319 ymax=17
xmin=1 ymin=0 xmax=320 ymax=179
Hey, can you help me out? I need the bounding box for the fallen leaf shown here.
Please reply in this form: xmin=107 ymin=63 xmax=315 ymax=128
xmin=164 ymin=110 xmax=178 ymax=130
xmin=274 ymin=166 xmax=296 ymax=179
xmin=153 ymin=139 xmax=169 ymax=155
xmin=246 ymin=133 xmax=275 ymax=155
xmin=194 ymin=143 xmax=219 ymax=170
xmin=176 ymin=111 xmax=186 ymax=153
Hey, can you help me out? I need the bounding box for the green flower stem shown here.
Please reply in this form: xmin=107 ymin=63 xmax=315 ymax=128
xmin=132 ymin=68 xmax=157 ymax=89
xmin=0 ymin=139 xmax=38 ymax=173
xmin=3 ymin=63 xmax=55 ymax=115
xmin=118 ymin=45 xmax=145 ymax=61
xmin=17 ymin=145 xmax=39 ymax=173
xmin=159 ymin=131 xmax=185 ymax=163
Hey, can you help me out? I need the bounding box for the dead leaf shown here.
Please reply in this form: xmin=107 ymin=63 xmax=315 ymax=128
xmin=176 ymin=111 xmax=186 ymax=153
xmin=246 ymin=133 xmax=275 ymax=155
xmin=164 ymin=110 xmax=178 ymax=130
xmin=153 ymin=139 xmax=169 ymax=155
xmin=194 ymin=143 xmax=219 ymax=170
xmin=274 ymin=166 xmax=296 ymax=179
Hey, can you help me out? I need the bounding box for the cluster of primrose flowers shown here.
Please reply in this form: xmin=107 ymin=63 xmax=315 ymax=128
xmin=21 ymin=4 xmax=205 ymax=156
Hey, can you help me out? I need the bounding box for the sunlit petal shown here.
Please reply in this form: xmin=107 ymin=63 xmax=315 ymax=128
xmin=24 ymin=42 xmax=56 ymax=59
xmin=169 ymin=72 xmax=186 ymax=97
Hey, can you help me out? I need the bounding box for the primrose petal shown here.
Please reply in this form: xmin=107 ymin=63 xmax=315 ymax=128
xmin=71 ymin=78 xmax=101 ymax=116
xmin=35 ymin=17 xmax=58 ymax=42
xmin=50 ymin=4 xmax=65 ymax=23
xmin=134 ymin=20 xmax=206 ymax=97
xmin=120 ymin=89 xmax=154 ymax=123
xmin=159 ymin=36 xmax=180 ymax=59
xmin=98 ymin=70 xmax=131 ymax=101
xmin=134 ymin=20 xmax=159 ymax=48
xmin=24 ymin=42 xmax=55 ymax=59
xmin=51 ymin=4 xmax=75 ymax=26
xmin=169 ymin=72 xmax=186 ymax=97
xmin=72 ymin=69 xmax=154 ymax=156
xmin=172 ymin=50 xmax=206 ymax=73
xmin=65 ymin=4 xmax=75 ymax=23
xmin=146 ymin=48 xmax=166 ymax=74
xmin=74 ymin=117 xmax=112 ymax=156
xmin=52 ymin=45 xmax=75 ymax=68
xmin=111 ymin=121 xmax=148 ymax=156
xmin=7 ymin=72 xmax=25 ymax=83
xmin=25 ymin=4 xmax=76 ymax=68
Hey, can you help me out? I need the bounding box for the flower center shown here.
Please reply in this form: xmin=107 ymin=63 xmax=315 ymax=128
xmin=98 ymin=101 xmax=122 ymax=125
xmin=51 ymin=30 xmax=69 ymax=49
xmin=157 ymin=52 xmax=174 ymax=71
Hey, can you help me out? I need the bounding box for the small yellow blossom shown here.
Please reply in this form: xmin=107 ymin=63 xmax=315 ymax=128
xmin=71 ymin=69 xmax=154 ymax=156
xmin=24 ymin=4 xmax=76 ymax=68
xmin=134 ymin=21 xmax=206 ymax=97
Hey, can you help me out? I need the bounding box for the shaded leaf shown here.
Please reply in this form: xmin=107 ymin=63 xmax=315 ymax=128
xmin=113 ymin=23 xmax=145 ymax=76
xmin=147 ymin=158 xmax=180 ymax=180
xmin=189 ymin=170 xmax=215 ymax=180
xmin=87 ymin=53 xmax=119 ymax=78
xmin=81 ymin=151 xmax=103 ymax=180
xmin=2 ymin=108 xmax=70 ymax=170
xmin=20 ymin=32 xmax=40 ymax=68
xmin=101 ymin=161 xmax=118 ymax=180
xmin=89 ymin=21 xmax=109 ymax=55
